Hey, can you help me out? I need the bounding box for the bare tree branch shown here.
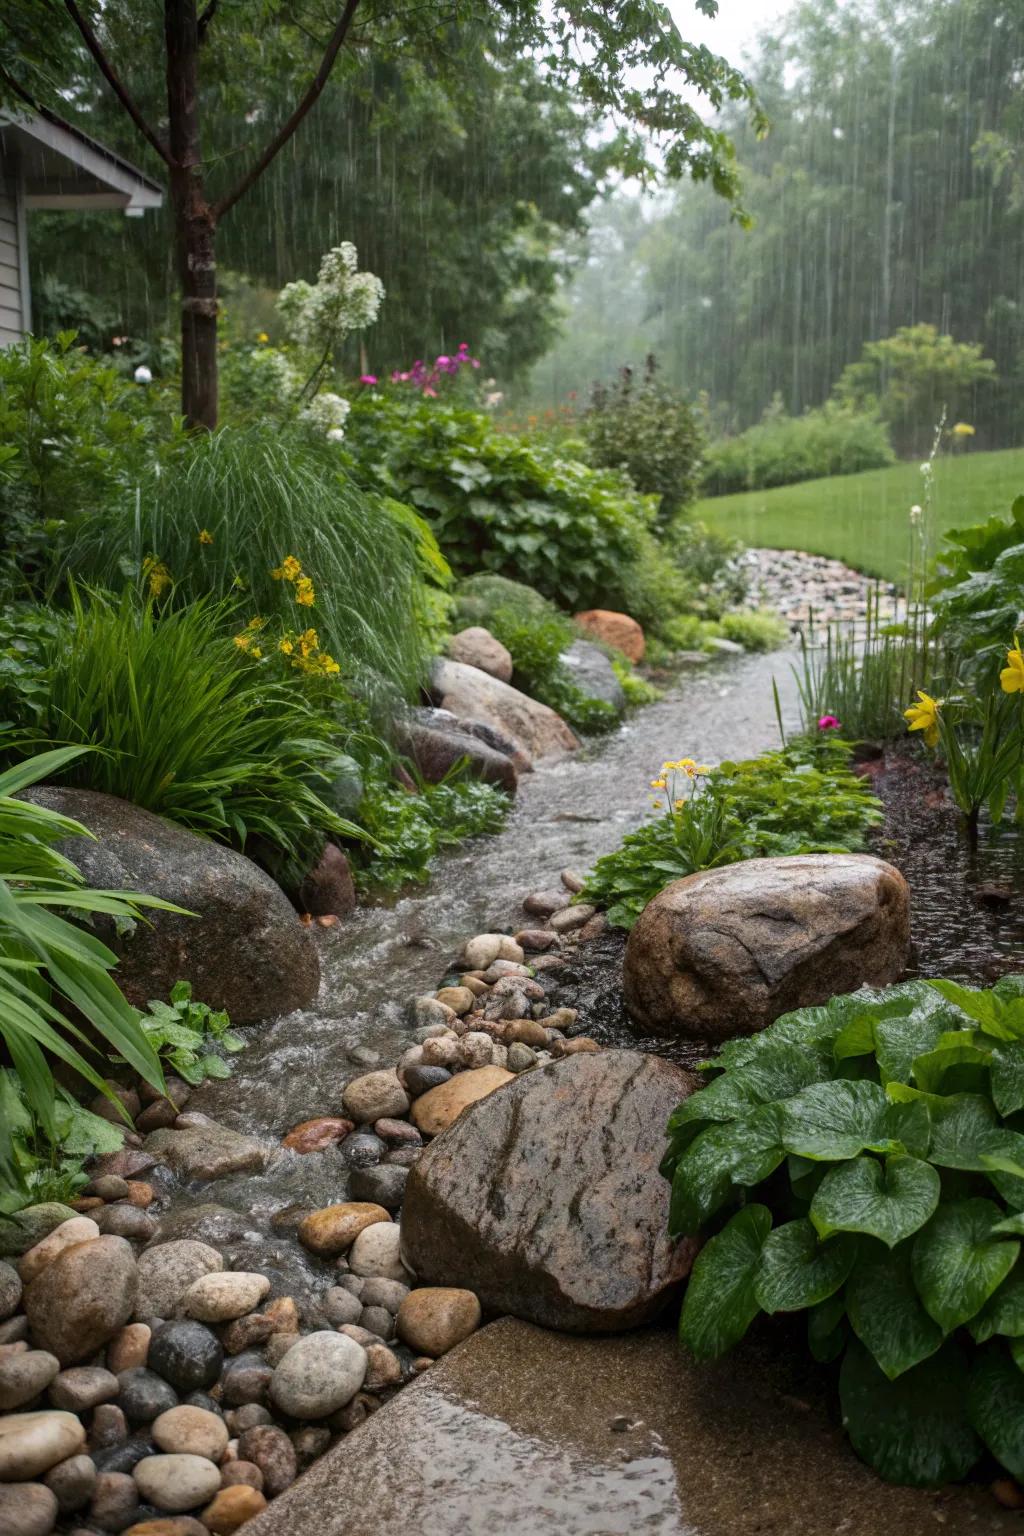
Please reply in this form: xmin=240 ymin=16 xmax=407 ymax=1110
xmin=198 ymin=0 xmax=218 ymax=43
xmin=213 ymin=0 xmax=361 ymax=219
xmin=63 ymin=0 xmax=173 ymax=166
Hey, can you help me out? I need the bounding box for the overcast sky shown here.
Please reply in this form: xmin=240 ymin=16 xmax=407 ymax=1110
xmin=668 ymin=0 xmax=795 ymax=70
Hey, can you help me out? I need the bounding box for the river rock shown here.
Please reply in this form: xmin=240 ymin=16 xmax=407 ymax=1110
xmin=147 ymin=1321 xmax=223 ymax=1394
xmin=402 ymin=1050 xmax=699 ymax=1331
xmin=143 ymin=1124 xmax=266 ymax=1182
xmin=348 ymin=1223 xmax=407 ymax=1282
xmin=623 ymin=853 xmax=912 ymax=1041
xmin=0 ymin=1481 xmax=58 ymax=1535
xmin=89 ymin=1468 xmax=139 ymax=1529
xmin=461 ymin=933 xmax=522 ymax=969
xmin=396 ymin=1288 xmax=481 ymax=1356
xmin=44 ymin=1452 xmax=96 ymax=1513
xmin=19 ymin=1216 xmax=101 ymax=1283
xmin=394 ymin=711 xmax=520 ymax=794
xmin=404 ymin=1064 xmax=451 ymax=1097
xmin=202 ymin=1484 xmax=268 ymax=1533
xmin=447 ymin=627 xmax=514 ymax=682
xmin=572 ymin=609 xmax=645 ymax=663
xmin=342 ymin=1069 xmax=409 ymax=1124
xmin=107 ymin=1324 xmax=151 ymax=1375
xmin=297 ymin=1203 xmax=390 ymax=1258
xmin=0 ymin=1259 xmax=22 ymax=1318
xmin=548 ymin=903 xmax=596 ymax=934
xmin=349 ymin=1164 xmax=409 ymax=1211
xmin=135 ymin=1242 xmax=223 ymax=1321
xmin=296 ymin=842 xmax=357 ymax=921
xmin=236 ymin=1425 xmax=297 ymax=1496
xmin=0 ymin=1409 xmax=86 ymax=1478
xmin=134 ymin=1453 xmax=222 ymax=1512
xmin=560 ymin=640 xmax=625 ymax=710
xmin=24 ymin=1236 xmax=136 ymax=1365
xmin=183 ymin=1272 xmax=270 ymax=1324
xmin=23 ymin=787 xmax=319 ymax=1023
xmin=430 ymin=659 xmax=579 ymax=764
xmin=323 ymin=1287 xmax=363 ymax=1325
xmin=410 ymin=1066 xmax=514 ymax=1137
xmin=152 ymin=1406 xmax=228 ymax=1461
xmin=117 ymin=1368 xmax=179 ymax=1426
xmin=0 ymin=1348 xmax=59 ymax=1409
xmin=122 ymin=1522 xmax=209 ymax=1536
xmin=281 ymin=1118 xmax=353 ymax=1154
xmin=0 ymin=1204 xmax=78 ymax=1260
xmin=95 ymin=1204 xmax=159 ymax=1243
xmin=49 ymin=1365 xmax=119 ymax=1412
xmin=270 ymin=1332 xmax=367 ymax=1419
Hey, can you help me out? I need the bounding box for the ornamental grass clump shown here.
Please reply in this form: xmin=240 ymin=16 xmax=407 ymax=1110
xmin=665 ymin=976 xmax=1024 ymax=1488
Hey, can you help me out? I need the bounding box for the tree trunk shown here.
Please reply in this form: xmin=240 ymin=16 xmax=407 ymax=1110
xmin=165 ymin=0 xmax=218 ymax=430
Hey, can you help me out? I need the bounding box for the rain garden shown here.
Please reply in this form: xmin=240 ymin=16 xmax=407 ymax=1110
xmin=3 ymin=2 xmax=1024 ymax=1534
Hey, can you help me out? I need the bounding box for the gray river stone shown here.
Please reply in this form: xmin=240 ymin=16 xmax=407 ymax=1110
xmin=559 ymin=640 xmax=625 ymax=711
xmin=143 ymin=1122 xmax=267 ymax=1181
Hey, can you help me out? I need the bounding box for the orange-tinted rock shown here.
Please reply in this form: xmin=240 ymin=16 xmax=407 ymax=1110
xmin=573 ymin=609 xmax=645 ymax=663
xmin=297 ymin=1203 xmax=391 ymax=1258
xmin=410 ymin=1067 xmax=514 ymax=1138
xmin=202 ymin=1484 xmax=268 ymax=1533
xmin=281 ymin=1118 xmax=354 ymax=1155
xmin=402 ymin=1051 xmax=698 ymax=1332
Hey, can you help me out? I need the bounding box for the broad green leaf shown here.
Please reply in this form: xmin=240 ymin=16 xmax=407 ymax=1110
xmin=679 ymin=1204 xmax=771 ymax=1360
xmin=993 ymin=1211 xmax=1024 ymax=1237
xmin=839 ymin=1339 xmax=979 ymax=1487
xmin=810 ymin=1154 xmax=939 ymax=1247
xmin=992 ymin=1042 xmax=1024 ymax=1117
xmin=930 ymin=979 xmax=1024 ymax=1040
xmin=874 ymin=1010 xmax=951 ymax=1084
xmin=926 ymin=1093 xmax=1015 ymax=1170
xmin=668 ymin=1105 xmax=784 ymax=1237
xmin=833 ymin=1012 xmax=878 ymax=1060
xmin=754 ymin=1218 xmax=857 ymax=1313
xmin=969 ymin=1343 xmax=1024 ymax=1479
xmin=667 ymin=1044 xmax=829 ymax=1134
xmin=779 ymin=1080 xmax=900 ymax=1161
xmin=912 ymin=1199 xmax=1020 ymax=1332
xmin=846 ymin=1242 xmax=943 ymax=1379
xmin=970 ymin=1272 xmax=1024 ymax=1342
xmin=807 ymin=1292 xmax=848 ymax=1363
xmin=911 ymin=1032 xmax=991 ymax=1094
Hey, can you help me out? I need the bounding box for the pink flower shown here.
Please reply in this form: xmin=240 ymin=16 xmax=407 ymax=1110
xmin=436 ymin=355 xmax=451 ymax=367
xmin=359 ymin=373 xmax=378 ymax=385
xmin=818 ymin=715 xmax=841 ymax=731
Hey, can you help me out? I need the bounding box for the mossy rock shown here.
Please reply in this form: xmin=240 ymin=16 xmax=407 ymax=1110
xmin=455 ymin=575 xmax=557 ymax=629
xmin=0 ymin=1203 xmax=79 ymax=1257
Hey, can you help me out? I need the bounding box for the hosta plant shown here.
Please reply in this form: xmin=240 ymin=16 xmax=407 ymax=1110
xmin=666 ymin=975 xmax=1024 ymax=1488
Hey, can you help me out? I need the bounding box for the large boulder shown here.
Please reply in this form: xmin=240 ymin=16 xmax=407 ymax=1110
xmin=430 ymin=659 xmax=579 ymax=764
xmin=447 ymin=627 xmax=514 ymax=683
xmin=573 ymin=609 xmax=645 ymax=663
xmin=23 ymin=787 xmax=319 ymax=1024
xmin=401 ymin=1050 xmax=698 ymax=1331
xmin=24 ymin=1236 xmax=137 ymax=1365
xmin=624 ymin=853 xmax=910 ymax=1042
xmin=560 ymin=640 xmax=625 ymax=712
xmin=393 ymin=709 xmax=519 ymax=793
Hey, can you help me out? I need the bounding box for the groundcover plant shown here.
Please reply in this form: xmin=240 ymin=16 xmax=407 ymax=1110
xmin=665 ymin=977 xmax=1024 ymax=1487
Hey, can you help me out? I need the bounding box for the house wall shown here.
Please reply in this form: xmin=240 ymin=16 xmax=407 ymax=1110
xmin=0 ymin=156 xmax=29 ymax=346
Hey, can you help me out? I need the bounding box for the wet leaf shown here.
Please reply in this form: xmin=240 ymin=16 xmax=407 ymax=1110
xmin=754 ymin=1218 xmax=857 ymax=1313
xmin=840 ymin=1339 xmax=979 ymax=1487
xmin=810 ymin=1154 xmax=939 ymax=1247
xmin=846 ymin=1242 xmax=943 ymax=1380
xmin=679 ymin=1204 xmax=771 ymax=1359
xmin=912 ymin=1198 xmax=1019 ymax=1332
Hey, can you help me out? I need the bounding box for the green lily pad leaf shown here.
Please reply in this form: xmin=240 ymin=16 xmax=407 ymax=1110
xmin=807 ymin=1291 xmax=848 ymax=1363
xmin=754 ymin=1218 xmax=857 ymax=1313
xmin=839 ymin=1339 xmax=980 ymax=1487
xmin=970 ymin=1271 xmax=1024 ymax=1342
xmin=846 ymin=1241 xmax=943 ymax=1379
xmin=779 ymin=1080 xmax=901 ymax=1162
xmin=969 ymin=1342 xmax=1024 ymax=1478
xmin=992 ymin=1042 xmax=1024 ymax=1117
xmin=810 ymin=1154 xmax=940 ymax=1248
xmin=668 ymin=1104 xmax=784 ymax=1237
xmin=679 ymin=1204 xmax=771 ymax=1360
xmin=912 ymin=1198 xmax=1020 ymax=1332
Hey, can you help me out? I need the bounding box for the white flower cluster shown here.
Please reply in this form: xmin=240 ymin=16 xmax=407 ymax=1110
xmin=277 ymin=242 xmax=385 ymax=350
xmin=301 ymin=391 xmax=351 ymax=441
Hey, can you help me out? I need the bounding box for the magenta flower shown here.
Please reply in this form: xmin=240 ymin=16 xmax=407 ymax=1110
xmin=818 ymin=715 xmax=842 ymax=731
xmin=359 ymin=373 xmax=378 ymax=386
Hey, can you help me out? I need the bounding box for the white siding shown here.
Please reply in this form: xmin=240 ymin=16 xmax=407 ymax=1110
xmin=0 ymin=166 xmax=25 ymax=346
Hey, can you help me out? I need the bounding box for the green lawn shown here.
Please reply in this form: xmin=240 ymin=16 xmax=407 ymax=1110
xmin=697 ymin=447 xmax=1024 ymax=584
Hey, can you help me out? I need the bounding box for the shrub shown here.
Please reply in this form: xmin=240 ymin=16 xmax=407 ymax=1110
xmin=930 ymin=495 xmax=1024 ymax=682
xmin=2 ymin=1071 xmax=131 ymax=1212
xmin=582 ymin=739 xmax=882 ymax=928
xmin=0 ymin=748 xmax=169 ymax=1201
xmin=61 ymin=424 xmax=446 ymax=699
xmin=18 ymin=589 xmax=363 ymax=884
xmin=702 ymin=399 xmax=894 ymax=496
xmin=718 ymin=608 xmax=789 ymax=652
xmin=583 ymin=355 xmax=705 ymax=522
xmin=453 ymin=574 xmax=554 ymax=629
xmin=482 ymin=605 xmax=616 ymax=734
xmin=664 ymin=975 xmax=1024 ymax=1488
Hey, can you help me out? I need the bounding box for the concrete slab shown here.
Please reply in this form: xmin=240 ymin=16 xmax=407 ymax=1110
xmin=244 ymin=1318 xmax=1016 ymax=1535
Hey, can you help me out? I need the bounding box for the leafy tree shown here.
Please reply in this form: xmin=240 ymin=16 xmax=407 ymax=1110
xmin=1 ymin=1 xmax=763 ymax=430
xmin=833 ymin=325 xmax=996 ymax=457
xmin=583 ymin=354 xmax=705 ymax=523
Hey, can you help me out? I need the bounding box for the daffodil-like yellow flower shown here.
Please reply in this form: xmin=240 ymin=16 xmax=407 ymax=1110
xmin=951 ymin=422 xmax=976 ymax=437
xmin=279 ymin=637 xmax=294 ymax=656
xmin=650 ymin=778 xmax=667 ymax=790
xmin=299 ymin=628 xmax=318 ymax=656
xmin=198 ymin=528 xmax=214 ymax=545
xmin=295 ymin=577 xmax=315 ymax=607
xmin=234 ymin=632 xmax=252 ymax=652
xmin=1001 ymin=644 xmax=1024 ymax=694
xmin=257 ymin=331 xmax=269 ymax=343
xmin=246 ymin=616 xmax=266 ymax=632
xmin=904 ymin=690 xmax=941 ymax=748
xmin=142 ymin=557 xmax=171 ymax=599
xmin=272 ymin=555 xmax=303 ymax=583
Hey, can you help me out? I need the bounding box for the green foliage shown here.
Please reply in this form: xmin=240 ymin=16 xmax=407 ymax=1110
xmin=717 ymin=609 xmax=789 ymax=653
xmin=133 ymin=981 xmax=245 ymax=1087
xmin=664 ymin=974 xmax=1024 ymax=1487
xmin=930 ymin=496 xmax=1024 ymax=679
xmin=583 ymin=356 xmax=705 ymax=522
xmin=343 ymin=393 xmax=654 ymax=613
xmin=0 ymin=1071 xmax=127 ymax=1214
xmin=834 ymin=325 xmax=995 ymax=458
xmin=582 ymin=739 xmax=882 ymax=928
xmin=353 ymin=774 xmax=509 ymax=892
xmin=453 ymin=574 xmax=554 ymax=629
xmin=19 ymin=589 xmax=364 ymax=883
xmin=702 ymin=401 xmax=894 ymax=496
xmin=485 ymin=605 xmax=618 ymax=735
xmin=612 ymin=658 xmax=661 ymax=707
xmin=61 ymin=424 xmax=445 ymax=699
xmin=0 ymin=604 xmax=61 ymax=731
xmin=0 ymin=748 xmax=171 ymax=1203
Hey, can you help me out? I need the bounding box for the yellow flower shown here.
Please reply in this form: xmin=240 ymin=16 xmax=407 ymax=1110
xmin=650 ymin=778 xmax=667 ymax=790
xmin=694 ymin=764 xmax=710 ymax=776
xmin=198 ymin=528 xmax=214 ymax=545
xmin=904 ymin=690 xmax=941 ymax=749
xmin=272 ymin=555 xmax=302 ymax=583
xmin=1001 ymin=644 xmax=1024 ymax=695
xmin=295 ymin=577 xmax=315 ymax=607
xmin=299 ymin=628 xmax=318 ymax=656
xmin=142 ymin=557 xmax=171 ymax=599
xmin=234 ymin=632 xmax=252 ymax=652
xmin=279 ymin=638 xmax=294 ymax=656
xmin=257 ymin=331 xmax=269 ymax=343
xmin=321 ymin=654 xmax=340 ymax=675
xmin=673 ymin=798 xmax=686 ymax=810
xmin=952 ymin=422 xmax=976 ymax=437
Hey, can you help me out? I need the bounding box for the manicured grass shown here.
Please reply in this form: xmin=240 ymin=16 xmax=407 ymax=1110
xmin=697 ymin=447 xmax=1024 ymax=583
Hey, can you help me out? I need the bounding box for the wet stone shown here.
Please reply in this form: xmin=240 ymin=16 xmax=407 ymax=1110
xmin=236 ymin=1425 xmax=297 ymax=1497
xmin=338 ymin=1131 xmax=387 ymax=1168
xmin=0 ymin=1204 xmax=78 ymax=1259
xmin=349 ymin=1222 xmax=407 ymax=1282
xmin=298 ymin=1203 xmax=391 ymax=1259
xmin=342 ymin=1070 xmax=409 ymax=1124
xmin=49 ymin=1365 xmax=120 ymax=1413
xmin=107 ymin=1324 xmax=152 ymax=1375
xmin=373 ymin=1119 xmax=422 ymax=1147
xmin=135 ymin=1241 xmax=224 ymax=1322
xmin=323 ymin=1286 xmax=363 ymax=1326
xmin=349 ymin=1164 xmax=409 ymax=1211
xmin=224 ymin=1404 xmax=271 ymax=1434
xmin=202 ymin=1483 xmax=268 ymax=1533
xmin=117 ymin=1368 xmax=179 ymax=1426
xmin=0 ymin=1482 xmax=59 ymax=1536
xmin=270 ymin=1332 xmax=367 ymax=1420
xmin=0 ymin=1409 xmax=86 ymax=1479
xmin=151 ymin=1406 xmax=229 ymax=1461
xmin=134 ymin=1453 xmax=222 ymax=1513
xmin=404 ymin=1064 xmax=452 ymax=1097
xmin=384 ymin=1146 xmax=422 ymax=1169
xmin=281 ymin=1118 xmax=353 ymax=1154
xmin=359 ymin=1305 xmax=394 ymax=1340
xmin=359 ymin=1278 xmax=409 ymax=1313
xmin=95 ymin=1205 xmax=159 ymax=1243
xmin=44 ymin=1452 xmax=97 ymax=1513
xmin=0 ymin=1348 xmax=60 ymax=1410
xmin=0 ymin=1260 xmax=22 ymax=1319
xmin=91 ymin=1436 xmax=155 ymax=1478
xmin=147 ymin=1320 xmax=223 ymax=1395
xmin=219 ymin=1352 xmax=272 ymax=1407
xmin=183 ymin=1271 xmax=270 ymax=1324
xmin=25 ymin=1236 xmax=137 ymax=1366
xmin=89 ymin=1469 xmax=139 ymax=1532
xmin=19 ymin=1216 xmax=101 ymax=1284
xmin=91 ymin=1403 xmax=129 ymax=1448
xmin=220 ymin=1459 xmax=264 ymax=1490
